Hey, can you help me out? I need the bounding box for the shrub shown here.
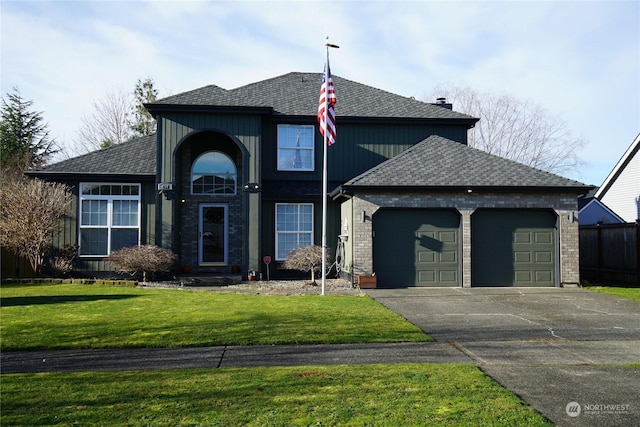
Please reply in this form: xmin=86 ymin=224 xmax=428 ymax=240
xmin=106 ymin=245 xmax=177 ymax=282
xmin=282 ymin=245 xmax=332 ymax=284
xmin=49 ymin=244 xmax=78 ymax=277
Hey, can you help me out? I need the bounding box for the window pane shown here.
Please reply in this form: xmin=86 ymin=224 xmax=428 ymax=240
xmin=277 ymin=125 xmax=314 ymax=171
xmin=192 ymin=152 xmax=237 ymax=195
xmin=277 ymin=234 xmax=298 ymax=259
xmin=278 ymin=148 xmax=313 ymax=170
xmin=80 ymin=229 xmax=108 ymax=255
xmin=113 ymin=200 xmax=138 ymax=226
xmin=276 ymin=204 xmax=314 ymax=260
xmin=111 ymin=229 xmax=139 ymax=252
xmin=81 ymin=200 xmax=107 ymax=226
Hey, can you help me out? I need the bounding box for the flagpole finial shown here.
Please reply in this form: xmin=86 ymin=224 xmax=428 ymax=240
xmin=325 ymin=36 xmax=340 ymax=49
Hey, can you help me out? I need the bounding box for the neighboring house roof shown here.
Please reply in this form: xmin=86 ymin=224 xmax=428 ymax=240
xmin=29 ymin=134 xmax=156 ymax=179
xmin=335 ymin=135 xmax=592 ymax=194
xmin=147 ymin=72 xmax=478 ymax=123
xmin=593 ymin=133 xmax=640 ymax=223
xmin=595 ymin=133 xmax=639 ymax=199
xmin=578 ymin=198 xmax=624 ymax=225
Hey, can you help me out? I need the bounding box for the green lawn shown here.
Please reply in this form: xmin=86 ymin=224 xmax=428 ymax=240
xmin=0 ymin=283 xmax=428 ymax=351
xmin=0 ymin=282 xmax=551 ymax=426
xmin=1 ymin=364 xmax=551 ymax=426
xmin=585 ymin=285 xmax=640 ymax=301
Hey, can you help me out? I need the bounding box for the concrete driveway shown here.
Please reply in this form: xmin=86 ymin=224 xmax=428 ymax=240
xmin=367 ymin=287 xmax=640 ymax=427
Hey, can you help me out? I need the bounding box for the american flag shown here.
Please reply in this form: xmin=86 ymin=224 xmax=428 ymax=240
xmin=318 ymin=62 xmax=336 ymax=146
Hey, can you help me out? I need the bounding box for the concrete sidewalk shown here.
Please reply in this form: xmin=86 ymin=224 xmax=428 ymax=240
xmin=1 ymin=342 xmax=468 ymax=373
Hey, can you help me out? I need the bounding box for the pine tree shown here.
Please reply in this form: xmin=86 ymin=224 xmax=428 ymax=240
xmin=0 ymin=87 xmax=58 ymax=174
xmin=130 ymin=77 xmax=158 ymax=137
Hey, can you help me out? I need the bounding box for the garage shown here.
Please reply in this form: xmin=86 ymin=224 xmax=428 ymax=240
xmin=373 ymin=209 xmax=460 ymax=287
xmin=472 ymin=209 xmax=557 ymax=287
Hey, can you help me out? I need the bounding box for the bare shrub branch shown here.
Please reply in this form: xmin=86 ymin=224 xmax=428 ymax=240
xmin=107 ymin=245 xmax=177 ymax=282
xmin=282 ymin=245 xmax=332 ymax=284
xmin=0 ymin=176 xmax=72 ymax=275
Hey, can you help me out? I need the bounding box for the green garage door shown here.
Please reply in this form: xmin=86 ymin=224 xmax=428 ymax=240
xmin=472 ymin=210 xmax=557 ymax=287
xmin=373 ymin=209 xmax=460 ymax=288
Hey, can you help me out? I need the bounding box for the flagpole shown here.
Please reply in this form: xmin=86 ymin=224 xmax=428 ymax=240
xmin=321 ymin=44 xmax=329 ymax=296
xmin=321 ymin=38 xmax=339 ymax=296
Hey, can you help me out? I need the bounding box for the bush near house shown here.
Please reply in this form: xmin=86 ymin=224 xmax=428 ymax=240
xmin=282 ymin=245 xmax=332 ymax=284
xmin=106 ymin=245 xmax=177 ymax=282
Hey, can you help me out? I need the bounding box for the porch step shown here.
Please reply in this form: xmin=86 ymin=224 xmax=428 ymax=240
xmin=177 ymin=275 xmax=242 ymax=286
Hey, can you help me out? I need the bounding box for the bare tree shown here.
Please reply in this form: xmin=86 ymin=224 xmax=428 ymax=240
xmin=0 ymin=176 xmax=72 ymax=276
xmin=74 ymin=87 xmax=133 ymax=154
xmin=427 ymin=84 xmax=584 ymax=175
xmin=282 ymin=245 xmax=332 ymax=284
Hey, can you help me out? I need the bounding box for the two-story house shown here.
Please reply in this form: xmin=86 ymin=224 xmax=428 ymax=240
xmin=30 ymin=72 xmax=591 ymax=287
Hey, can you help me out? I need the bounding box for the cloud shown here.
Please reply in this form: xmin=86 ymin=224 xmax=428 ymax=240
xmin=1 ymin=0 xmax=637 ymax=185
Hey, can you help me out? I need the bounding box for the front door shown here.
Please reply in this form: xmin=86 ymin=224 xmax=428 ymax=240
xmin=199 ymin=204 xmax=228 ymax=266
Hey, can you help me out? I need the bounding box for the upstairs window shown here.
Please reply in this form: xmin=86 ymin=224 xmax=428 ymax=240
xmin=277 ymin=124 xmax=314 ymax=171
xmin=191 ymin=151 xmax=237 ymax=195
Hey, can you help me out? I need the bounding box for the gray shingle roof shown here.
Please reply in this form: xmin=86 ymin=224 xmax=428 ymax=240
xmin=31 ymin=134 xmax=156 ymax=177
xmin=340 ymin=135 xmax=591 ymax=191
xmin=150 ymin=72 xmax=476 ymax=121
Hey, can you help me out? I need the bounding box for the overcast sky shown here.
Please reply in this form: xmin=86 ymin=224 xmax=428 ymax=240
xmin=2 ymin=0 xmax=639 ymax=186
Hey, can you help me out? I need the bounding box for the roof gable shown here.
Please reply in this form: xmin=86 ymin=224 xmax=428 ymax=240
xmin=595 ymin=133 xmax=640 ymax=199
xmin=150 ymin=72 xmax=477 ymax=121
xmin=340 ymin=135 xmax=591 ymax=191
xmin=30 ymin=134 xmax=156 ymax=177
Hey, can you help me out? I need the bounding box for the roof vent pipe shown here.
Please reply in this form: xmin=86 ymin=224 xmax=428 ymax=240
xmin=436 ymin=97 xmax=447 ymax=104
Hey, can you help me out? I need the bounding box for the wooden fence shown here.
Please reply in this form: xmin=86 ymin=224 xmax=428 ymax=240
xmin=579 ymin=223 xmax=640 ymax=284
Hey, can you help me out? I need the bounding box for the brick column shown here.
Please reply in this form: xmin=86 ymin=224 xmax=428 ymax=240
xmin=460 ymin=210 xmax=473 ymax=287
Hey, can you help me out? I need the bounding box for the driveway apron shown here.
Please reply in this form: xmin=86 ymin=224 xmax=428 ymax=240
xmin=367 ymin=287 xmax=640 ymax=427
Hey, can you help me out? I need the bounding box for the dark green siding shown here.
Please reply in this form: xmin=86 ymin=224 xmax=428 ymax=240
xmin=263 ymin=121 xmax=468 ymax=183
xmin=259 ymin=200 xmax=340 ymax=279
xmin=52 ymin=181 xmax=156 ymax=276
xmin=157 ymin=112 xmax=262 ymax=270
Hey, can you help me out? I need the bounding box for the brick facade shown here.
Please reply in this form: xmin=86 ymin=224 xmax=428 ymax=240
xmin=347 ymin=192 xmax=580 ymax=287
xmin=178 ymin=141 xmax=244 ymax=274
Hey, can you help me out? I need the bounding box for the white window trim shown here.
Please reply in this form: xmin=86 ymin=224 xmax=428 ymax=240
xmin=78 ymin=183 xmax=141 ymax=257
xmin=277 ymin=124 xmax=315 ymax=172
xmin=275 ymin=203 xmax=314 ymax=261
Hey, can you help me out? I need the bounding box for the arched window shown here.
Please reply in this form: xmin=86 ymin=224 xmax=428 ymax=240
xmin=191 ymin=151 xmax=236 ymax=195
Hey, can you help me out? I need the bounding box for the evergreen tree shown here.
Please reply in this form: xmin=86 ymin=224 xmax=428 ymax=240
xmin=0 ymin=87 xmax=58 ymax=174
xmin=130 ymin=77 xmax=158 ymax=137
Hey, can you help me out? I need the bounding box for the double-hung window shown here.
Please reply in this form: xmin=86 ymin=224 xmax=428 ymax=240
xmin=277 ymin=124 xmax=314 ymax=171
xmin=275 ymin=203 xmax=313 ymax=260
xmin=79 ymin=183 xmax=141 ymax=256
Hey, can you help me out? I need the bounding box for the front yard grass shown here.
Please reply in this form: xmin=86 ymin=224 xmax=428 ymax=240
xmin=1 ymin=364 xmax=551 ymax=426
xmin=584 ymin=284 xmax=640 ymax=301
xmin=0 ymin=283 xmax=428 ymax=351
